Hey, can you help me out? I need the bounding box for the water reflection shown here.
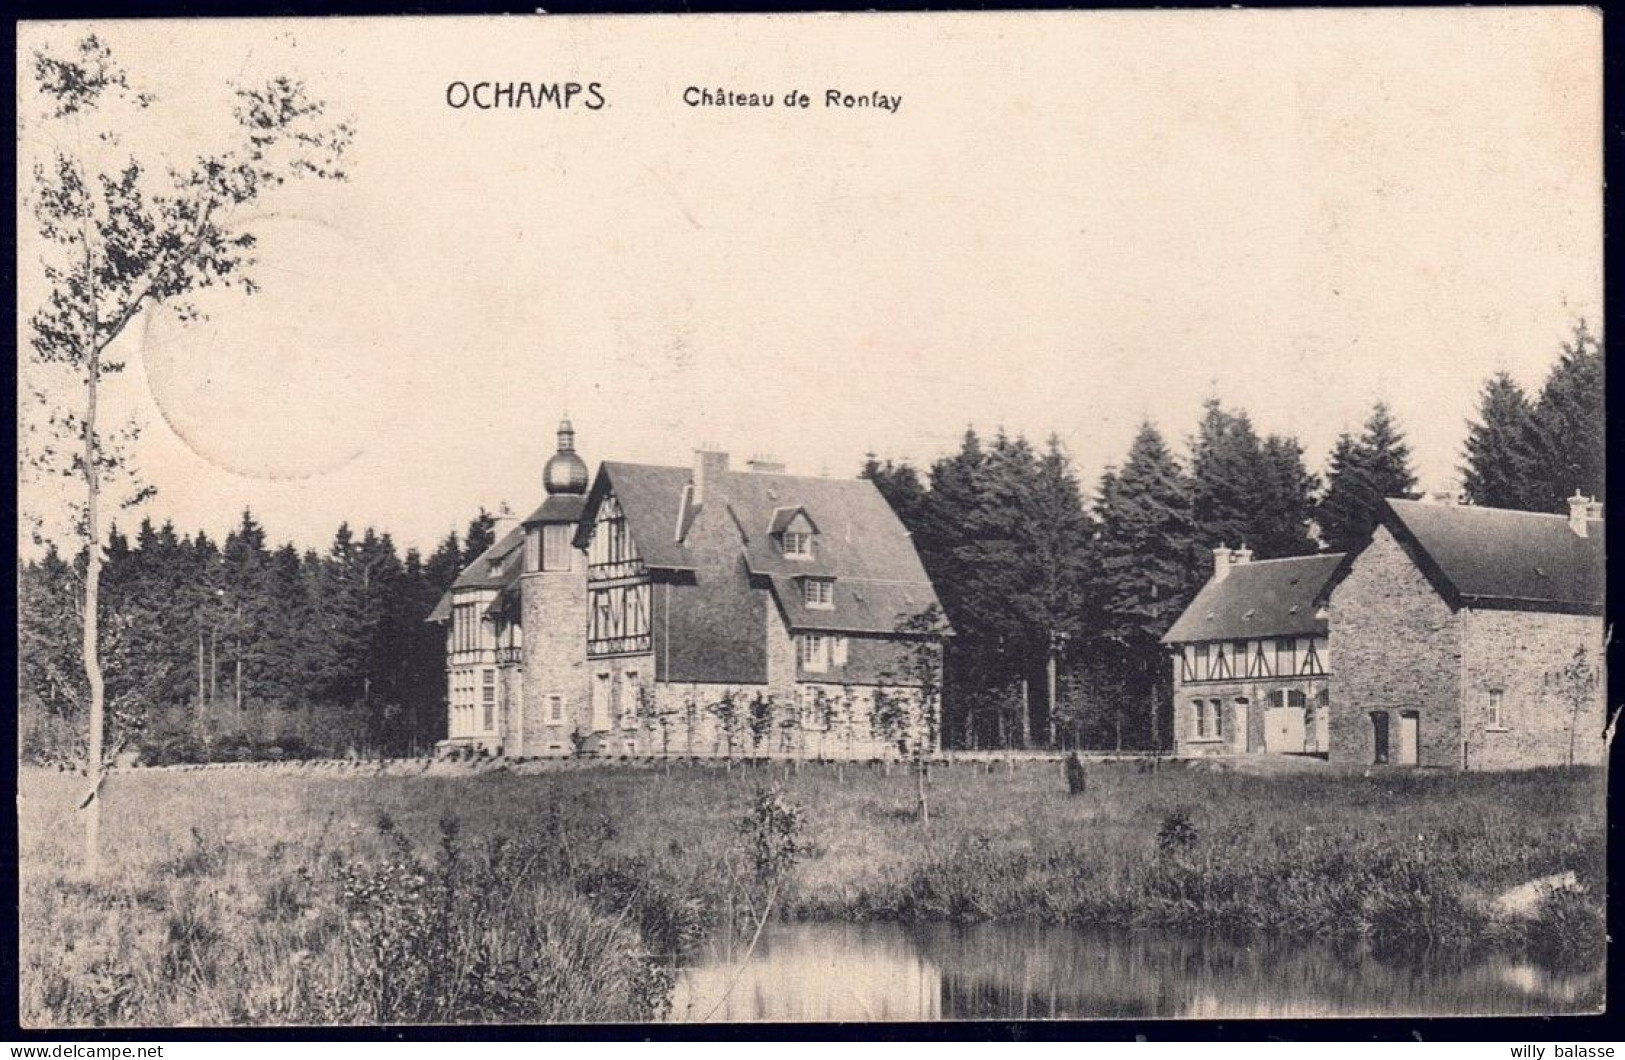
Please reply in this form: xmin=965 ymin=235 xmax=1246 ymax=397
xmin=671 ymin=922 xmax=1604 ymax=1022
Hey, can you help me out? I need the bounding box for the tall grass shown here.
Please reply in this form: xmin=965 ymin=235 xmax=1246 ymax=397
xmin=18 ymin=761 xmax=1605 ymax=1026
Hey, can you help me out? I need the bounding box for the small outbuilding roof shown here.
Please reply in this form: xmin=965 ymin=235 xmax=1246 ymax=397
xmin=1162 ymin=553 xmax=1346 ymax=645
xmin=1383 ymin=499 xmax=1604 ymax=614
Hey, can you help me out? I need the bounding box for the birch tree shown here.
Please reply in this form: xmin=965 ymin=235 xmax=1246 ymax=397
xmin=22 ymin=33 xmax=353 ymax=873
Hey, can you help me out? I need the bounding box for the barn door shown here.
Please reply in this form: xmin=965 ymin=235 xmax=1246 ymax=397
xmin=1264 ymin=706 xmax=1305 ymax=754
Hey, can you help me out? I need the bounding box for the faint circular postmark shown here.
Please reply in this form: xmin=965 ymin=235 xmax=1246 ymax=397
xmin=139 ymin=213 xmax=399 ymax=481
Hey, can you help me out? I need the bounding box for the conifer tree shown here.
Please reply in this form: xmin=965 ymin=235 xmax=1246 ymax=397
xmin=1460 ymin=372 xmax=1542 ymax=511
xmin=1091 ymin=422 xmax=1198 ymax=748
xmin=1529 ymin=321 xmax=1605 ymax=510
xmin=461 ymin=509 xmax=497 ymax=565
xmin=861 ymin=453 xmax=929 ymax=533
xmin=1189 ymin=399 xmax=1319 ymax=558
xmin=1315 ymin=402 xmax=1418 ymax=552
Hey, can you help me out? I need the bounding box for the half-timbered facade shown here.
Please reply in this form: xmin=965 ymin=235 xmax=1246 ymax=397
xmin=431 ymin=421 xmax=948 ymax=758
xmin=1162 ymin=548 xmax=1345 ymax=758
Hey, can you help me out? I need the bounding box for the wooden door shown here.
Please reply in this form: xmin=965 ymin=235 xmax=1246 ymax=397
xmin=1370 ymin=711 xmax=1390 ymax=764
xmin=1231 ymin=703 xmax=1250 ymax=753
xmin=1263 ymin=707 xmax=1305 ymax=754
xmin=1397 ymin=711 xmax=1419 ymax=766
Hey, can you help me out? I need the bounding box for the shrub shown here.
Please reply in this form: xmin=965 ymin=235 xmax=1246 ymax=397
xmin=314 ymin=815 xmax=671 ymax=1024
xmin=1157 ymin=808 xmax=1198 ymax=852
xmin=1526 ymin=887 xmax=1605 ymax=971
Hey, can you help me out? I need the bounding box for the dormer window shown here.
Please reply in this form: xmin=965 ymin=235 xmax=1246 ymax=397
xmin=770 ymin=507 xmax=820 ymax=559
xmin=782 ymin=530 xmax=813 ymax=559
xmin=803 ymin=577 xmax=835 ymax=609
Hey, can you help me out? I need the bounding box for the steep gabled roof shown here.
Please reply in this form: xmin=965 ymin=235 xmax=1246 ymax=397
xmin=767 ymin=505 xmax=819 ymax=535
xmin=1382 ymin=499 xmax=1604 ymax=614
xmin=426 ymin=524 xmax=526 ymax=624
xmin=1162 ymin=553 xmax=1346 ymax=645
xmin=450 ymin=524 xmax=526 ymax=591
xmin=575 ymin=463 xmax=700 ymax=570
xmin=579 ymin=461 xmax=946 ymax=636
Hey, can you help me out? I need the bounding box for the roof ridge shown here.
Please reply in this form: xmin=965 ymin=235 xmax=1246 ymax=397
xmin=1392 ymin=498 xmax=1593 ymax=522
xmin=1232 ymin=553 xmax=1345 ymax=566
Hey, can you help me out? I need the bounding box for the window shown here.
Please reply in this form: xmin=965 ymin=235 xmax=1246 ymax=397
xmin=482 ymin=670 xmax=496 ymax=731
xmin=588 ymin=582 xmax=652 ymax=656
xmin=622 ymin=670 xmax=642 ymax=727
xmin=831 ymin=636 xmax=849 ymax=668
xmin=1194 ymin=644 xmax=1209 ymax=681
xmin=802 ymin=578 xmax=835 ymax=609
xmin=1192 ymin=699 xmax=1208 ymax=739
xmin=1299 ymin=637 xmax=1325 ymax=676
xmin=542 ymin=523 xmax=573 ymax=572
xmin=587 ymin=494 xmax=641 ymax=579
xmin=1275 ymin=638 xmax=1296 ymax=678
xmin=548 ymin=694 xmax=564 ymax=725
xmin=1252 ymin=641 xmax=1272 ymax=678
xmin=1233 ymin=641 xmax=1250 ymax=678
xmin=591 ymin=672 xmax=612 ymax=732
xmin=800 ymin=634 xmax=829 ymax=673
xmin=525 ymin=529 xmax=541 ymax=572
xmin=1487 ymin=689 xmax=1506 ymax=730
xmin=1209 ymin=700 xmax=1224 ymax=740
xmin=782 ymin=531 xmax=812 ymax=559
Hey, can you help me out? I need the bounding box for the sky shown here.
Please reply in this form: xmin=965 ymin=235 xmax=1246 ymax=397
xmin=16 ymin=10 xmax=1602 ymax=557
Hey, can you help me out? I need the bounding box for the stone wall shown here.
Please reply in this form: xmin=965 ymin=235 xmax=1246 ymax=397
xmin=517 ymin=560 xmax=589 ymax=757
xmin=569 ymin=680 xmax=928 ymax=759
xmin=1460 ymin=608 xmax=1606 ymax=769
xmin=1326 ymin=525 xmax=1462 ymax=768
xmin=1172 ymin=671 xmax=1329 ymax=757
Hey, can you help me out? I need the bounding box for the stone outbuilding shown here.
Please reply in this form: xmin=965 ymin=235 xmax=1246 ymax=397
xmin=1326 ymin=495 xmax=1605 ymax=770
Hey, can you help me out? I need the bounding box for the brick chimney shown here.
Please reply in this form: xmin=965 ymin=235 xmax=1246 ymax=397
xmin=1212 ymin=545 xmax=1233 ymax=582
xmin=1568 ymin=492 xmax=1592 ymax=537
xmin=492 ymin=501 xmax=519 ymax=539
xmin=694 ymin=449 xmax=729 ymax=507
xmin=745 ymin=455 xmax=786 ymax=474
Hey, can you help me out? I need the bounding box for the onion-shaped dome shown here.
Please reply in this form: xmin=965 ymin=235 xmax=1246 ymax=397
xmin=543 ymin=418 xmax=589 ymax=495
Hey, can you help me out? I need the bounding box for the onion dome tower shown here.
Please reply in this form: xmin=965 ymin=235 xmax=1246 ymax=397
xmin=543 ymin=418 xmax=590 ymax=495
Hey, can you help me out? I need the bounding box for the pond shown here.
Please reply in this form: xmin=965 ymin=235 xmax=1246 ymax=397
xmin=670 ymin=921 xmax=1604 ymax=1022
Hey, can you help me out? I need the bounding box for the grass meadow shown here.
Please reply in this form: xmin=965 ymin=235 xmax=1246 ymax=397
xmin=17 ymin=759 xmax=1607 ymax=1027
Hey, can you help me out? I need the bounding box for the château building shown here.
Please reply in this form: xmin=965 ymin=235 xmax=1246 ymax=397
xmin=429 ymin=421 xmax=948 ymax=758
